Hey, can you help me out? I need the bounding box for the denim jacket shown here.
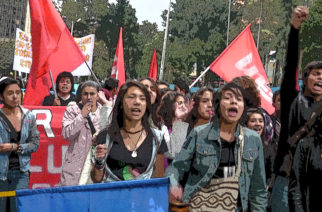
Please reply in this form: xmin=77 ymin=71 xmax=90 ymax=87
xmin=0 ymin=106 xmax=40 ymax=181
xmin=165 ymin=120 xmax=267 ymax=211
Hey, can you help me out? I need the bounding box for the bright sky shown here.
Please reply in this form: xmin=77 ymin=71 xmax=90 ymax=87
xmin=109 ymin=0 xmax=172 ymax=30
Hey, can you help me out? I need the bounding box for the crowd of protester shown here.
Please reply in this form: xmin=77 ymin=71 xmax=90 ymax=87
xmin=0 ymin=5 xmax=321 ymax=212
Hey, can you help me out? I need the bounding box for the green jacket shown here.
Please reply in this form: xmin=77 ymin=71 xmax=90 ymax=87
xmin=165 ymin=120 xmax=267 ymax=211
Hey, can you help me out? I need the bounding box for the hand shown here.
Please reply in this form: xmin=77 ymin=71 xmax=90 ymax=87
xmin=98 ymin=91 xmax=113 ymax=107
xmin=174 ymin=99 xmax=194 ymax=120
xmin=53 ymin=97 xmax=61 ymax=106
xmin=169 ymin=185 xmax=183 ymax=202
xmin=95 ymin=144 xmax=107 ymax=159
xmin=292 ymin=6 xmax=309 ymax=29
xmin=129 ymin=167 xmax=141 ymax=177
xmin=81 ymin=102 xmax=92 ymax=117
xmin=0 ymin=143 xmax=14 ymax=152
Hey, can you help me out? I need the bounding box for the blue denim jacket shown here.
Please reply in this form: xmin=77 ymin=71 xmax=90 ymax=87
xmin=165 ymin=120 xmax=267 ymax=211
xmin=0 ymin=106 xmax=40 ymax=180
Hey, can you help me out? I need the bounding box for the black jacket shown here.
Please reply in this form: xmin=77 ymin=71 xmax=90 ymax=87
xmin=274 ymin=26 xmax=300 ymax=175
xmin=42 ymin=93 xmax=75 ymax=106
xmin=289 ymin=134 xmax=322 ymax=212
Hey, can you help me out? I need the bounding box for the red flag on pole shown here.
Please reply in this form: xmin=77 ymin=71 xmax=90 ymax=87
xmin=148 ymin=49 xmax=158 ymax=81
xmin=23 ymin=0 xmax=85 ymax=105
xmin=209 ymin=24 xmax=274 ymax=114
xmin=111 ymin=27 xmax=125 ymax=89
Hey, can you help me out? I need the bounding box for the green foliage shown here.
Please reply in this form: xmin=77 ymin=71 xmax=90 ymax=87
xmin=0 ymin=40 xmax=15 ymax=75
xmin=300 ymin=0 xmax=322 ymax=69
xmin=92 ymin=40 xmax=112 ymax=79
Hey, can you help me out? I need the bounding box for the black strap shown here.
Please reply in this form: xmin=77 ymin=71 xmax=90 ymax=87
xmin=0 ymin=110 xmax=19 ymax=142
xmin=77 ymin=103 xmax=96 ymax=136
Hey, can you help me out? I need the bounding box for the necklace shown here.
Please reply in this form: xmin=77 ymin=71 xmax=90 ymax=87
xmin=123 ymin=127 xmax=143 ymax=134
xmin=124 ymin=129 xmax=144 ymax=158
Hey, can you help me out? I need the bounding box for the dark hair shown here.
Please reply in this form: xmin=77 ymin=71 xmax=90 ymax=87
xmin=214 ymin=82 xmax=247 ymax=125
xmin=107 ymin=81 xmax=153 ymax=141
xmin=157 ymin=91 xmax=184 ymax=129
xmin=160 ymin=87 xmax=172 ymax=97
xmin=56 ymin=72 xmax=75 ymax=93
xmin=173 ymin=78 xmax=189 ymax=94
xmin=302 ymin=61 xmax=322 ymax=90
xmin=273 ymin=89 xmax=280 ymax=103
xmin=75 ymin=82 xmax=83 ymax=103
xmin=104 ymin=77 xmax=119 ymax=90
xmin=0 ymin=77 xmax=21 ymax=96
xmin=140 ymin=77 xmax=162 ymax=128
xmin=232 ymin=76 xmax=260 ymax=108
xmin=186 ymin=86 xmax=214 ymax=128
xmin=157 ymin=80 xmax=169 ymax=88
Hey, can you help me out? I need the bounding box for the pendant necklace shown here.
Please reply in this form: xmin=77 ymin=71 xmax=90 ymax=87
xmin=127 ymin=129 xmax=143 ymax=158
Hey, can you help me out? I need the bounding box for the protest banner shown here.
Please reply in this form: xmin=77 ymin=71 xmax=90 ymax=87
xmin=25 ymin=106 xmax=68 ymax=188
xmin=12 ymin=28 xmax=94 ymax=77
xmin=13 ymin=28 xmax=33 ymax=75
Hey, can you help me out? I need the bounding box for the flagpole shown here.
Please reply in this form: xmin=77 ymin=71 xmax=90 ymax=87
xmin=256 ymin=0 xmax=263 ymax=49
xmin=226 ymin=0 xmax=231 ymax=47
xmin=159 ymin=0 xmax=171 ymax=81
xmin=84 ymin=61 xmax=102 ymax=89
xmin=189 ymin=66 xmax=210 ymax=88
xmin=49 ymin=69 xmax=58 ymax=98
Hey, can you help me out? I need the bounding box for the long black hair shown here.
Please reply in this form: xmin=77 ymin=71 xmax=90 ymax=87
xmin=107 ymin=81 xmax=153 ymax=141
xmin=186 ymin=86 xmax=214 ymax=128
xmin=140 ymin=77 xmax=162 ymax=128
xmin=157 ymin=91 xmax=184 ymax=129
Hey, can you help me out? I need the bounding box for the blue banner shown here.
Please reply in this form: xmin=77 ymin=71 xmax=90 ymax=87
xmin=16 ymin=178 xmax=169 ymax=212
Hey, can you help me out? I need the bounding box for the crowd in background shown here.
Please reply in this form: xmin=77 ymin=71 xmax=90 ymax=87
xmin=0 ymin=5 xmax=321 ymax=212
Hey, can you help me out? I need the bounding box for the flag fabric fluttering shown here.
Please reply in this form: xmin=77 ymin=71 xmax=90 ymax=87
xmin=148 ymin=49 xmax=158 ymax=81
xmin=23 ymin=0 xmax=85 ymax=105
xmin=209 ymin=24 xmax=274 ymax=114
xmin=111 ymin=27 xmax=125 ymax=89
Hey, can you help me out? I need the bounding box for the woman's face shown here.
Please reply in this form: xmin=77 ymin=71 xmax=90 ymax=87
xmin=0 ymin=84 xmax=21 ymax=108
xmin=197 ymin=91 xmax=213 ymax=120
xmin=58 ymin=77 xmax=72 ymax=95
xmin=141 ymin=79 xmax=157 ymax=104
xmin=175 ymin=95 xmax=185 ymax=111
xmin=123 ymin=86 xmax=147 ymax=122
xmin=81 ymin=86 xmax=99 ymax=106
xmin=219 ymin=89 xmax=244 ymax=124
xmin=247 ymin=112 xmax=265 ymax=136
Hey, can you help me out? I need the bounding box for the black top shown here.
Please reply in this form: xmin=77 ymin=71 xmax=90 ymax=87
xmin=9 ymin=131 xmax=21 ymax=170
xmin=42 ymin=93 xmax=76 ymax=106
xmin=213 ymin=138 xmax=236 ymax=179
xmin=96 ymin=129 xmax=168 ymax=180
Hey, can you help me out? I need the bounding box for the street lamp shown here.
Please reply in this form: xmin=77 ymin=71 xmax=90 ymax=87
xmin=71 ymin=18 xmax=81 ymax=36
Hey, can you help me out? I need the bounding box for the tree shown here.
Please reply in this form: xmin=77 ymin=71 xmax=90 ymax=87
xmin=300 ymin=0 xmax=322 ymax=69
xmin=0 ymin=40 xmax=15 ymax=75
xmin=97 ymin=0 xmax=139 ymax=79
xmin=92 ymin=40 xmax=112 ymax=79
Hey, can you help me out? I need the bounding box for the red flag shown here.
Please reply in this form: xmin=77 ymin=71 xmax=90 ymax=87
xmin=209 ymin=24 xmax=274 ymax=114
xmin=23 ymin=0 xmax=85 ymax=105
xmin=148 ymin=49 xmax=158 ymax=81
xmin=111 ymin=27 xmax=125 ymax=89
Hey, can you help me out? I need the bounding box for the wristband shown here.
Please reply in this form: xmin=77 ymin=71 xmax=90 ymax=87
xmin=10 ymin=143 xmax=14 ymax=151
xmin=17 ymin=145 xmax=23 ymax=154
